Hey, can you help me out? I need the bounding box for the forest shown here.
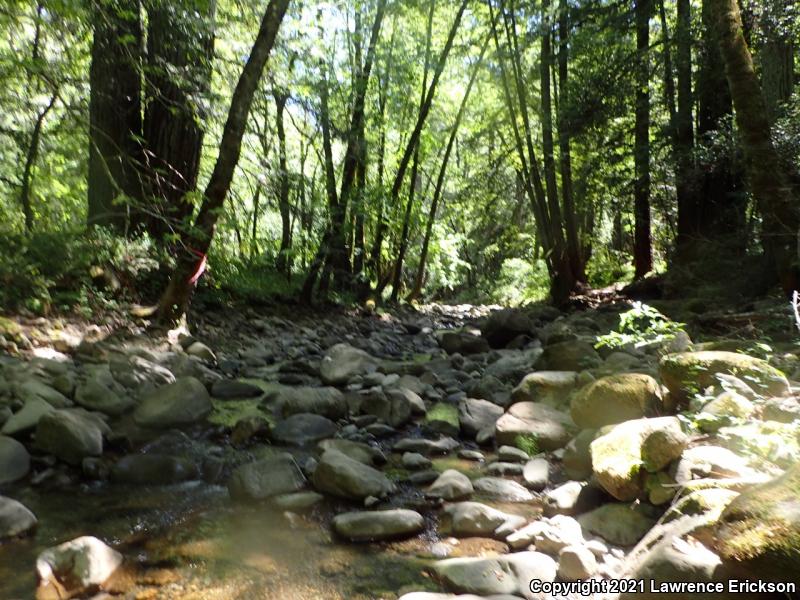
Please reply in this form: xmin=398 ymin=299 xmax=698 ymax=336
xmin=0 ymin=0 xmax=799 ymax=598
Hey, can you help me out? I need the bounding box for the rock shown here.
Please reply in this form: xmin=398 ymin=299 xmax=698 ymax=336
xmin=425 ymin=402 xmax=460 ymax=436
xmin=271 ymin=413 xmax=338 ymax=446
xmin=74 ymin=378 xmax=133 ymax=416
xmin=522 ymin=458 xmax=549 ymax=491
xmin=393 ymin=436 xmax=459 ymax=455
xmin=485 ymin=462 xmax=523 ymax=477
xmin=458 ymin=449 xmax=485 ymax=461
xmin=535 ymin=341 xmax=601 ymax=371
xmin=427 ymin=469 xmax=473 ymax=500
xmin=14 ymin=379 xmax=71 ymax=408
xmin=534 ymin=515 xmax=585 ymax=554
xmin=660 ymin=351 xmax=789 ymax=404
xmin=1 ymin=398 xmax=55 ymax=435
xmin=558 ymin=545 xmax=598 ymax=580
xmin=432 ymin=551 xmax=556 ymax=598
xmin=590 ymin=417 xmax=687 ymax=501
xmin=673 ymin=445 xmax=761 ymax=485
xmin=211 ymin=379 xmax=263 ymax=400
xmin=0 ymin=496 xmax=37 ymax=539
xmin=390 ymin=386 xmax=427 ymax=416
xmin=133 ymin=377 xmax=211 ymax=428
xmin=319 ymin=439 xmax=386 ymax=466
xmin=0 ymin=435 xmax=30 ymax=484
xmin=542 ymin=481 xmax=602 ymax=517
xmin=570 ymin=374 xmax=664 ymax=429
xmin=494 ymin=402 xmax=575 ymax=451
xmin=443 ymin=501 xmax=526 ymax=539
xmin=275 ymin=386 xmax=347 ymax=420
xmin=112 ymin=454 xmax=199 ymax=485
xmin=36 ymin=536 xmax=122 ymax=592
xmin=458 ymin=398 xmax=503 ymax=439
xmin=439 ymin=331 xmax=490 ymax=355
xmin=762 ymin=396 xmax=800 ymax=423
xmin=185 ymin=341 xmax=216 ymax=363
xmin=312 ymin=449 xmax=395 ymax=500
xmin=360 ymin=388 xmax=411 ymax=427
xmin=664 ymin=488 xmax=740 ymax=522
xmin=497 ymin=445 xmax=529 ymax=463
xmin=579 ymin=503 xmax=657 ymax=546
xmin=481 ymin=309 xmax=535 ymax=348
xmin=713 ymin=463 xmax=800 ymax=580
xmin=403 ymin=452 xmax=432 ymax=470
xmin=510 ymin=371 xmax=580 ymax=409
xmin=270 ymin=491 xmax=324 ymax=511
xmin=110 ymin=354 xmax=175 ymax=389
xmin=485 ymin=349 xmax=542 ymax=384
xmin=562 ymin=429 xmax=596 ymax=480
xmin=228 ymin=453 xmax=306 ymax=501
xmin=702 ymin=391 xmax=755 ymax=419
xmin=473 ymin=477 xmax=534 ymax=501
xmin=320 ymin=343 xmax=379 ymax=384
xmin=333 ymin=509 xmax=424 ymax=542
xmin=36 ymin=409 xmax=104 ymax=465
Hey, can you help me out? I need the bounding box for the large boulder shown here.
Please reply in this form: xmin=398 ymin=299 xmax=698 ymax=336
xmin=36 ymin=410 xmax=105 ymax=465
xmin=36 ymin=536 xmax=122 ymax=595
xmin=320 ymin=344 xmax=379 ymax=385
xmin=0 ymin=434 xmax=30 ymax=484
xmin=458 ymin=398 xmax=503 ymax=439
xmin=432 ymin=552 xmax=557 ymax=598
xmin=481 ymin=309 xmax=535 ymax=348
xmin=660 ymin=351 xmax=789 ymax=403
xmin=333 ymin=509 xmax=424 ymax=541
xmin=228 ymin=453 xmax=306 ymax=501
xmin=570 ymin=373 xmax=664 ymax=429
xmin=312 ymin=449 xmax=395 ymax=500
xmin=133 ymin=377 xmax=211 ymax=428
xmin=1 ymin=398 xmax=55 ymax=436
xmin=270 ymin=413 xmax=338 ymax=446
xmin=274 ymin=386 xmax=347 ymax=420
xmin=442 ymin=502 xmax=526 ymax=539
xmin=360 ymin=388 xmax=412 ymax=427
xmin=535 ymin=341 xmax=601 ymax=371
xmin=494 ymin=402 xmax=576 ymax=451
xmin=74 ymin=377 xmax=134 ymax=416
xmin=0 ymin=496 xmax=37 ymax=539
xmin=590 ymin=417 xmax=687 ymax=501
xmin=511 ymin=371 xmax=580 ymax=410
xmin=439 ymin=331 xmax=490 ymax=355
xmin=112 ymin=454 xmax=200 ymax=485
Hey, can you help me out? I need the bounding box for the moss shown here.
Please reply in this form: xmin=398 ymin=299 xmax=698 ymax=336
xmin=207 ymin=399 xmax=275 ymax=428
xmin=0 ymin=316 xmax=21 ymax=339
xmin=514 ymin=432 xmax=540 ymax=456
xmin=425 ymin=402 xmax=459 ymax=431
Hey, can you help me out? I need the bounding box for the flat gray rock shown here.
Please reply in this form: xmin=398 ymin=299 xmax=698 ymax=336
xmin=333 ymin=509 xmax=424 ymax=541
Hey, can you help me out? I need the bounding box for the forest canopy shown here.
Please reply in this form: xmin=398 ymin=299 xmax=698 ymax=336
xmin=0 ymin=0 xmax=797 ymax=320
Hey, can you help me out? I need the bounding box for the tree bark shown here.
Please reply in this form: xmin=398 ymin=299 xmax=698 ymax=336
xmin=673 ymin=0 xmax=696 ymax=254
xmin=274 ymin=89 xmax=292 ymax=276
xmin=157 ymin=0 xmax=290 ymax=323
xmin=19 ymin=91 xmax=57 ymax=233
xmin=633 ymin=0 xmax=653 ymax=279
xmin=707 ymin=0 xmax=799 ymax=292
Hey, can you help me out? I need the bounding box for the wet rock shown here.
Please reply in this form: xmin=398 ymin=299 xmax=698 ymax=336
xmin=0 ymin=434 xmax=30 ymax=484
xmin=333 ymin=509 xmax=424 ymax=542
xmin=494 ymin=402 xmax=575 ymax=451
xmin=570 ymin=373 xmax=664 ymax=429
xmin=0 ymin=496 xmax=37 ymax=539
xmin=271 ymin=413 xmax=338 ymax=446
xmin=133 ymin=377 xmax=212 ymax=429
xmin=320 ymin=343 xmax=379 ymax=385
xmin=2 ymin=398 xmax=55 ymax=435
xmin=36 ymin=409 xmax=104 ymax=465
xmin=579 ymin=503 xmax=657 ymax=546
xmin=393 ymin=436 xmax=459 ymax=455
xmin=228 ymin=453 xmax=306 ymax=501
xmin=473 ymin=477 xmax=534 ymax=502
xmin=511 ymin=371 xmax=580 ymax=409
xmin=442 ymin=501 xmax=526 ymax=539
xmin=312 ymin=449 xmax=395 ymax=500
xmin=535 ymin=341 xmax=601 ymax=371
xmin=211 ymin=379 xmax=263 ymax=400
xmin=275 ymin=386 xmax=347 ymax=420
xmin=36 ymin=536 xmax=122 ymax=594
xmin=432 ymin=551 xmax=556 ymax=598
xmin=319 ymin=439 xmax=386 ymax=466
xmin=522 ymin=458 xmax=549 ymax=491
xmin=458 ymin=398 xmax=503 ymax=439
xmin=558 ymin=545 xmax=598 ymax=580
xmin=427 ymin=469 xmax=473 ymax=500
xmin=112 ymin=454 xmax=199 ymax=485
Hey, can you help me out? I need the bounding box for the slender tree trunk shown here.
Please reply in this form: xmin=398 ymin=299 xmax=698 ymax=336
xmin=274 ymin=90 xmax=292 ymax=276
xmin=87 ymin=0 xmax=143 ymax=231
xmin=633 ymin=0 xmax=653 ymax=279
xmin=250 ymin=185 xmax=261 ymax=262
xmin=157 ymin=0 xmax=289 ymax=323
xmin=708 ymin=0 xmax=799 ymax=292
xmin=19 ymin=91 xmax=57 ymax=233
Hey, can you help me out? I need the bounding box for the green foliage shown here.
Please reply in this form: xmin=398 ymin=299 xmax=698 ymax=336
xmin=596 ymin=302 xmax=686 ymax=350
xmin=513 ymin=433 xmax=539 ymax=456
xmin=203 ymin=254 xmax=301 ymax=305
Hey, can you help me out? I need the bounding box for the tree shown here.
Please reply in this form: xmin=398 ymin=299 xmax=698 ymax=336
xmin=157 ymin=0 xmax=290 ymax=323
xmin=633 ymin=0 xmax=652 ymax=279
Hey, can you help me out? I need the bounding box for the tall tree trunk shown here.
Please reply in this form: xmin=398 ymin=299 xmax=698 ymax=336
xmin=633 ymin=0 xmax=653 ymax=279
xmin=157 ymin=0 xmax=290 ymax=323
xmin=674 ymin=0 xmax=696 ymax=254
xmin=759 ymin=0 xmax=794 ymax=123
xmin=140 ymin=0 xmax=216 ymax=239
xmin=19 ymin=91 xmax=57 ymax=233
xmin=87 ymin=0 xmax=143 ymax=231
xmin=708 ymin=0 xmax=799 ymax=292
xmin=274 ymin=90 xmax=292 ymax=276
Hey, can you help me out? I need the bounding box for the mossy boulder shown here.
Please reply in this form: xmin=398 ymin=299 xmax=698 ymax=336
xmin=713 ymin=464 xmax=800 ymax=580
xmin=664 ymin=488 xmax=740 ymax=523
xmin=535 ymin=341 xmax=601 ymax=371
xmin=659 ymin=351 xmax=789 ymax=404
xmin=570 ymin=373 xmax=664 ymax=429
xmin=590 ymin=417 xmax=687 ymax=501
xmin=425 ymin=402 xmax=460 ymax=436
